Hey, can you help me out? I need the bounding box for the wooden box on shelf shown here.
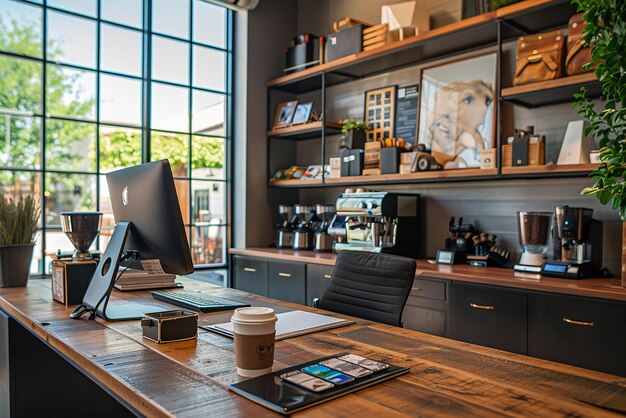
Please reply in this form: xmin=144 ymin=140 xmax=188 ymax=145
xmin=363 ymin=141 xmax=382 ymax=175
xmin=502 ymin=142 xmax=545 ymax=167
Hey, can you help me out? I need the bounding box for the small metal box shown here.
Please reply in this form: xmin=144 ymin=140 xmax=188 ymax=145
xmin=141 ymin=310 xmax=198 ymax=344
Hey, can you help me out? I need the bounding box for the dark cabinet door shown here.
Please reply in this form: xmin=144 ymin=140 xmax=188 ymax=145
xmin=449 ymin=282 xmax=527 ymax=354
xmin=402 ymin=278 xmax=448 ymax=336
xmin=268 ymin=261 xmax=306 ymax=305
xmin=233 ymin=256 xmax=269 ymax=296
xmin=306 ymin=264 xmax=334 ymax=307
xmin=529 ymin=293 xmax=626 ymax=376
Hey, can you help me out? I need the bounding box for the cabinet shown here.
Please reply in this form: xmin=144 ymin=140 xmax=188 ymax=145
xmin=306 ymin=264 xmax=333 ymax=307
xmin=528 ymin=293 xmax=626 ymax=376
xmin=402 ymin=278 xmax=448 ymax=337
xmin=233 ymin=256 xmax=269 ymax=295
xmin=268 ymin=261 xmax=306 ymax=305
xmin=266 ymin=0 xmax=600 ymax=189
xmin=449 ymin=282 xmax=527 ymax=354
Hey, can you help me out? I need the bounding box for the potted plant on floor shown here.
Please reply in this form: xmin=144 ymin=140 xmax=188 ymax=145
xmin=0 ymin=196 xmax=40 ymax=287
xmin=575 ymin=0 xmax=626 ymax=286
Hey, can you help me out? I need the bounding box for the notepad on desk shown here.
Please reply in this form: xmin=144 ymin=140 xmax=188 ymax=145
xmin=202 ymin=310 xmax=354 ymax=341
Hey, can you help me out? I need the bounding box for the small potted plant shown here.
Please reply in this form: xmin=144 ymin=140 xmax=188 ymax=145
xmin=575 ymin=0 xmax=625 ymax=286
xmin=339 ymin=119 xmax=367 ymax=150
xmin=0 ymin=195 xmax=40 ymax=287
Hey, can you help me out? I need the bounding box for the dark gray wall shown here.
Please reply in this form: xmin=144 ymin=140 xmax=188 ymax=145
xmin=233 ymin=0 xmax=298 ymax=248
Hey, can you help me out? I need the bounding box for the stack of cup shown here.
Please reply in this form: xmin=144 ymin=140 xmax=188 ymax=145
xmin=231 ymin=307 xmax=277 ymax=377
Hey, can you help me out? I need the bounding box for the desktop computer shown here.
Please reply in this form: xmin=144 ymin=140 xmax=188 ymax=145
xmin=71 ymin=160 xmax=246 ymax=321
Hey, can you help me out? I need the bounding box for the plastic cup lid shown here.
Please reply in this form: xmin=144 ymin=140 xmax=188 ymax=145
xmin=231 ymin=307 xmax=276 ymax=323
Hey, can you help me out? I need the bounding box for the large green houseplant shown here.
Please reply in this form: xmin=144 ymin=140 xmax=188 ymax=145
xmin=574 ymin=0 xmax=626 ymax=285
xmin=0 ymin=196 xmax=40 ymax=287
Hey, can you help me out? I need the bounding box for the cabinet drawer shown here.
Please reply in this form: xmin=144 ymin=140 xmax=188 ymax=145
xmin=412 ymin=277 xmax=446 ymax=301
xmin=529 ymin=293 xmax=626 ymax=376
xmin=269 ymin=261 xmax=306 ymax=305
xmin=306 ymin=264 xmax=334 ymax=307
xmin=449 ymin=282 xmax=527 ymax=354
xmin=233 ymin=256 xmax=268 ymax=296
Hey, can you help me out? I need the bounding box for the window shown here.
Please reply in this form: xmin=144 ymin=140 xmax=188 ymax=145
xmin=0 ymin=0 xmax=231 ymax=273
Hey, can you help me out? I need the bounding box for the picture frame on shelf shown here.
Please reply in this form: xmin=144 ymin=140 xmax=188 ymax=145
xmin=291 ymin=102 xmax=314 ymax=125
xmin=364 ymin=86 xmax=397 ymax=142
xmin=416 ymin=52 xmax=497 ymax=169
xmin=273 ymin=101 xmax=298 ymax=129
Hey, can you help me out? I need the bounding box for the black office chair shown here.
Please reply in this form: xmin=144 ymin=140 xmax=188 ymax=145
xmin=313 ymin=251 xmax=416 ymax=327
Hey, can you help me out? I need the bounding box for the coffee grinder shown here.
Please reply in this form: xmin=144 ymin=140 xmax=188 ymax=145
xmin=52 ymin=212 xmax=102 ymax=306
xmin=292 ymin=205 xmax=316 ymax=251
xmin=276 ymin=204 xmax=294 ymax=249
xmin=513 ymin=211 xmax=552 ymax=273
xmin=541 ymin=206 xmax=603 ymax=279
xmin=314 ymin=204 xmax=336 ymax=252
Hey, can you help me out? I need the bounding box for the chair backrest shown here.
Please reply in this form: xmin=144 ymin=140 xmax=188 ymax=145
xmin=318 ymin=251 xmax=416 ymax=327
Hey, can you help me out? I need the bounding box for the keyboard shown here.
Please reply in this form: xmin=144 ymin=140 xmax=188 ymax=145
xmin=151 ymin=290 xmax=250 ymax=313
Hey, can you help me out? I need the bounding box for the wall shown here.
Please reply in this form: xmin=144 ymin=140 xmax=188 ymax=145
xmin=242 ymin=0 xmax=621 ymax=275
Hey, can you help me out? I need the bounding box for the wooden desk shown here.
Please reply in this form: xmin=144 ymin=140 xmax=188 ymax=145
xmin=1 ymin=278 xmax=626 ymax=417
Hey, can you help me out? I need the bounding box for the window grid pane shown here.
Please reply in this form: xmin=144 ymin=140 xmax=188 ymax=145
xmin=0 ymin=0 xmax=231 ymax=273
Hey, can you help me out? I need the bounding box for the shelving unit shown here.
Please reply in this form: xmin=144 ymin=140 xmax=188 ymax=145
xmin=501 ymin=73 xmax=600 ymax=108
xmin=265 ymin=0 xmax=599 ymax=189
xmin=267 ymin=122 xmax=342 ymax=140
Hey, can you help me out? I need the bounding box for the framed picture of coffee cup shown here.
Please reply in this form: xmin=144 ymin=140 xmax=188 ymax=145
xmin=291 ymin=102 xmax=314 ymax=126
xmin=273 ymin=101 xmax=298 ymax=129
xmin=416 ymin=53 xmax=497 ymax=169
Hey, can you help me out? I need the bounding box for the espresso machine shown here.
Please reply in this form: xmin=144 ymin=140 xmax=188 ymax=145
xmin=513 ymin=211 xmax=552 ymax=273
xmin=541 ymin=206 xmax=603 ymax=279
xmin=276 ymin=204 xmax=294 ymax=249
xmin=314 ymin=204 xmax=336 ymax=252
xmin=333 ymin=191 xmax=421 ymax=258
xmin=292 ymin=205 xmax=316 ymax=251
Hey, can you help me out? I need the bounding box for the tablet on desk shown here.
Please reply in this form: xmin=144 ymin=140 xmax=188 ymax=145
xmin=201 ymin=310 xmax=354 ymax=340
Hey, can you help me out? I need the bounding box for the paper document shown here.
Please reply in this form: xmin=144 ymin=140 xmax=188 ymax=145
xmin=203 ymin=310 xmax=354 ymax=341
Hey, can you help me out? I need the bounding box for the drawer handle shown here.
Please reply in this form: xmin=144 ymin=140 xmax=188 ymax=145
xmin=470 ymin=303 xmax=494 ymax=310
xmin=411 ymin=287 xmax=422 ymax=292
xmin=563 ymin=317 xmax=594 ymax=327
xmin=278 ymin=272 xmax=292 ymax=278
xmin=324 ymin=275 xmax=332 ymax=279
xmin=244 ymin=268 xmax=256 ymax=273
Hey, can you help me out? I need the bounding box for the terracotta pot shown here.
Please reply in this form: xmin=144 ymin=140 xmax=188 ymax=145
xmin=0 ymin=243 xmax=34 ymax=288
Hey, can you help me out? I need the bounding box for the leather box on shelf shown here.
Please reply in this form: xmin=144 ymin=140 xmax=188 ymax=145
xmin=326 ymin=25 xmax=362 ymax=62
xmin=502 ymin=142 xmax=545 ymax=167
xmin=566 ymin=13 xmax=592 ymax=76
xmin=340 ymin=149 xmax=363 ymax=176
xmin=513 ymin=29 xmax=565 ymax=86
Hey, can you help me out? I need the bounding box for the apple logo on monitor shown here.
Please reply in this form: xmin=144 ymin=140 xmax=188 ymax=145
xmin=122 ymin=186 xmax=129 ymax=206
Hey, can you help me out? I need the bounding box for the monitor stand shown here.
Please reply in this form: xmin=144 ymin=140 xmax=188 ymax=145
xmin=70 ymin=221 xmax=170 ymax=321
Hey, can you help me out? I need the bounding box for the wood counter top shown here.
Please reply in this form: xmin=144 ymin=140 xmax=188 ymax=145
xmin=230 ymin=248 xmax=626 ymax=303
xmin=2 ymin=278 xmax=626 ymax=417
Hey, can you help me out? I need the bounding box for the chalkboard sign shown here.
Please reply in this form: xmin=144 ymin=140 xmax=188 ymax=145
xmin=395 ymin=84 xmax=419 ymax=144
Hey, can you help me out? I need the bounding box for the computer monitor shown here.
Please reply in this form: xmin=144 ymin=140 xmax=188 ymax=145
xmin=71 ymin=160 xmax=194 ymax=321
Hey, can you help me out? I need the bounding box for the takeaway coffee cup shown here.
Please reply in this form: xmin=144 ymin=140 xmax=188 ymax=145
xmin=231 ymin=307 xmax=277 ymax=377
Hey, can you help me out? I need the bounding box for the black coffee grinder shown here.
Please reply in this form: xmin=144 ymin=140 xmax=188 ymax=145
xmin=541 ymin=206 xmax=603 ymax=279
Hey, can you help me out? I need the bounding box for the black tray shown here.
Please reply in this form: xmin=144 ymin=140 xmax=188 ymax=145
xmin=229 ymin=353 xmax=410 ymax=415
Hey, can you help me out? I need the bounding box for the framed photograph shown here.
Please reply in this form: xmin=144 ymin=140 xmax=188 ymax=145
xmin=364 ymin=86 xmax=396 ymax=142
xmin=417 ymin=53 xmax=497 ymax=169
xmin=273 ymin=101 xmax=298 ymax=129
xmin=291 ymin=102 xmax=314 ymax=126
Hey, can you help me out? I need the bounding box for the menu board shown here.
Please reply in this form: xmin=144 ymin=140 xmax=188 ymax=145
xmin=395 ymin=84 xmax=419 ymax=144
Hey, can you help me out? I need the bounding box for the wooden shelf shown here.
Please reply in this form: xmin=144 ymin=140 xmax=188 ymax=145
xmin=501 ymin=163 xmax=599 ymax=176
xmin=267 ymin=121 xmax=342 ymax=140
xmin=268 ymin=178 xmax=324 ymax=187
xmin=324 ymin=168 xmax=498 ymax=186
xmin=267 ymin=0 xmax=576 ymax=94
xmin=501 ymin=72 xmax=600 ymax=108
